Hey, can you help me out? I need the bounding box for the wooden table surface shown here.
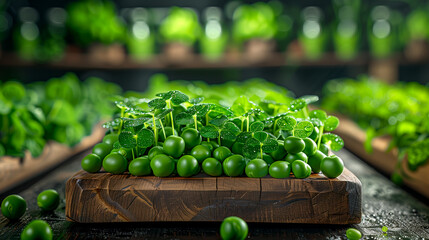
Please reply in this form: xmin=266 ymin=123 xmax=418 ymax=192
xmin=1 ymin=149 xmax=429 ymax=239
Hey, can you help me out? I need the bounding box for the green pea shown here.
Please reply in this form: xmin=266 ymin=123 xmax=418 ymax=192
xmin=102 ymin=153 xmax=128 ymax=174
xmin=177 ymin=155 xmax=200 ymax=177
xmin=201 ymin=141 xmax=214 ymax=152
xmin=81 ymin=154 xmax=102 ymax=173
xmin=102 ymin=133 xmax=119 ymax=147
xmin=303 ymin=138 xmax=317 ymax=156
xmin=129 ymin=156 xmax=151 ymax=176
xmin=163 ymin=135 xmax=186 ymax=158
xmin=37 ymin=189 xmax=60 ymax=211
xmin=319 ymin=143 xmax=330 ymax=155
xmin=269 ymin=161 xmax=291 ymax=179
xmin=231 ymin=141 xmax=244 ymax=155
xmin=202 ymin=158 xmax=223 ymax=177
xmin=92 ymin=142 xmax=112 ymax=160
xmin=346 ymin=228 xmax=362 ymax=240
xmin=21 ymin=220 xmax=53 ymax=240
xmin=270 ymin=141 xmax=287 ymax=160
xmin=150 ymin=154 xmax=175 ymax=177
xmin=309 ymin=126 xmax=319 ymax=141
xmin=284 ymin=136 xmax=305 ymax=154
xmin=191 ymin=145 xmax=211 ymax=163
xmin=220 ymin=216 xmax=248 ymax=240
xmin=1 ymin=194 xmax=26 ymax=220
xmin=213 ymin=146 xmax=232 ymax=162
xmin=148 ymin=146 xmax=164 ymax=160
xmin=285 ymin=152 xmax=308 ymax=164
xmin=223 ymin=155 xmax=246 ymax=177
xmin=292 ymin=160 xmax=311 ymax=179
xmin=262 ymin=153 xmax=274 ymax=165
xmin=245 ymin=159 xmax=268 ymax=178
xmin=308 ymin=150 xmax=326 ymax=173
xmin=321 ymin=155 xmax=344 ymax=178
xmin=181 ymin=128 xmax=202 ymax=150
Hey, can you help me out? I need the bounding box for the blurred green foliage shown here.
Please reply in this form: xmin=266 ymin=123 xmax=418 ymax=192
xmin=322 ymin=77 xmax=429 ymax=173
xmin=0 ymin=73 xmax=121 ymax=158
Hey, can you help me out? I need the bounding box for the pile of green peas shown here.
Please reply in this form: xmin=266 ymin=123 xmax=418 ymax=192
xmin=83 ymin=125 xmax=345 ymax=179
xmin=1 ymin=189 xmax=60 ymax=240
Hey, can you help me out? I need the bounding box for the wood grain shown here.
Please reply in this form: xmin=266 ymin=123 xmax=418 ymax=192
xmin=65 ymin=169 xmax=361 ymax=224
xmin=0 ymin=124 xmax=104 ymax=194
xmin=334 ymin=114 xmax=429 ymax=199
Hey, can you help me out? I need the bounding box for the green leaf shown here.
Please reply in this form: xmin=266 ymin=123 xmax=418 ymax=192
xmin=137 ymin=129 xmax=154 ymax=148
xmin=124 ymin=117 xmax=150 ymax=128
xmin=155 ymin=108 xmax=173 ymax=119
xmin=309 ymin=110 xmax=327 ymax=121
xmin=294 ymin=121 xmax=314 ymax=138
xmin=223 ymin=122 xmax=240 ymax=135
xmin=176 ymin=112 xmax=194 ymax=125
xmin=261 ymin=138 xmax=278 ymax=153
xmin=407 ymin=138 xmax=429 ymax=170
xmin=322 ymin=133 xmax=344 ymax=151
xmin=231 ymin=96 xmax=258 ymax=117
xmin=277 ymin=116 xmax=297 ymax=131
xmin=25 ymin=138 xmax=45 ymax=157
xmin=200 ymin=125 xmax=219 ymax=138
xmin=0 ymin=92 xmax=12 ymax=114
xmin=220 ymin=131 xmax=237 ymax=141
xmin=300 ymin=95 xmax=319 ymax=104
xmin=188 ymin=104 xmax=210 ymax=117
xmin=113 ymin=141 xmax=121 ymax=149
xmin=250 ymin=121 xmax=264 ymax=132
xmin=148 ymin=98 xmax=166 ymax=109
xmin=48 ymin=100 xmax=77 ymax=125
xmin=210 ymin=115 xmax=228 ymax=127
xmin=242 ymin=143 xmax=259 ymax=159
xmin=253 ymin=131 xmax=268 ymax=143
xmin=170 ymin=91 xmax=189 ymax=105
xmin=119 ymin=131 xmax=137 ymax=148
xmin=288 ymin=99 xmax=306 ymax=112
xmin=246 ymin=138 xmax=260 ymax=146
xmin=324 ymin=116 xmax=340 ymax=132
xmin=190 ymin=97 xmax=204 ymax=104
xmin=309 ymin=118 xmax=323 ymax=128
xmin=208 ymin=104 xmax=234 ymax=117
xmin=364 ymin=127 xmax=376 ymax=153
xmin=236 ymin=132 xmax=253 ymax=143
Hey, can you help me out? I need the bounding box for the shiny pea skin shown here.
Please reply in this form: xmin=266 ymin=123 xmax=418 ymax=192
xmin=21 ymin=220 xmax=53 ymax=240
xmin=269 ymin=161 xmax=291 ymax=179
xmin=202 ymin=158 xmax=223 ymax=177
xmin=292 ymin=160 xmax=311 ymax=179
xmin=220 ymin=216 xmax=248 ymax=240
xmin=346 ymin=228 xmax=362 ymax=240
xmin=285 ymin=152 xmax=308 ymax=164
xmin=148 ymin=146 xmax=164 ymax=160
xmin=308 ymin=150 xmax=326 ymax=173
xmin=129 ymin=156 xmax=151 ymax=176
xmin=245 ymin=159 xmax=268 ymax=178
xmin=213 ymin=146 xmax=232 ymax=162
xmin=150 ymin=154 xmax=175 ymax=177
xmin=1 ymin=194 xmax=26 ymax=220
xmin=81 ymin=154 xmax=102 ymax=173
xmin=223 ymin=155 xmax=246 ymax=177
xmin=177 ymin=155 xmax=200 ymax=177
xmin=37 ymin=189 xmax=60 ymax=211
xmin=303 ymin=138 xmax=317 ymax=156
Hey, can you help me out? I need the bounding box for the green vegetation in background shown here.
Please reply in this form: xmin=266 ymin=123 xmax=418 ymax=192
xmin=0 ymin=73 xmax=121 ymax=158
xmin=298 ymin=7 xmax=328 ymax=60
xmin=67 ymin=0 xmax=126 ymax=46
xmin=322 ymin=77 xmax=429 ymax=179
xmin=232 ymin=2 xmax=278 ymax=46
xmin=200 ymin=7 xmax=228 ymax=60
xmin=159 ymin=7 xmax=201 ymax=46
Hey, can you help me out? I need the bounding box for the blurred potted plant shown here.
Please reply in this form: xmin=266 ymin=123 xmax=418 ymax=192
xmin=159 ymin=7 xmax=201 ymax=63
xmin=67 ymin=0 xmax=126 ymax=64
xmin=14 ymin=7 xmax=40 ymax=60
xmin=199 ymin=7 xmax=228 ymax=61
xmin=232 ymin=2 xmax=278 ymax=62
xmin=125 ymin=7 xmax=155 ymax=62
xmin=298 ymin=6 xmax=328 ymax=60
xmin=332 ymin=0 xmax=361 ymax=60
xmin=404 ymin=6 xmax=429 ymax=61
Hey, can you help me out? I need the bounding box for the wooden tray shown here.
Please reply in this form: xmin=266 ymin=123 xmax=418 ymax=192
xmin=65 ymin=169 xmax=361 ymax=224
xmin=0 ymin=124 xmax=104 ymax=194
xmin=334 ymin=115 xmax=429 ymax=199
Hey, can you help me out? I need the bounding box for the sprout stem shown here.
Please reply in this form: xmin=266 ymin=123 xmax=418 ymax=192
xmin=317 ymin=125 xmax=324 ymax=149
xmin=194 ymin=115 xmax=198 ymax=130
xmin=159 ymin=119 xmax=166 ymax=140
xmin=167 ymin=100 xmax=176 ymax=135
xmin=152 ymin=114 xmax=158 ymax=146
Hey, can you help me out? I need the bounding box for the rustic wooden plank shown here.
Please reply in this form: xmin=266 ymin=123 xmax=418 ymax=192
xmin=334 ymin=114 xmax=429 ymax=199
xmin=0 ymin=124 xmax=104 ymax=194
xmin=66 ymin=169 xmax=361 ymax=224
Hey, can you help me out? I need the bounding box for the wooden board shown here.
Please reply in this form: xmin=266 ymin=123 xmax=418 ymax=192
xmin=333 ymin=115 xmax=429 ymax=199
xmin=0 ymin=124 xmax=104 ymax=194
xmin=65 ymin=169 xmax=361 ymax=224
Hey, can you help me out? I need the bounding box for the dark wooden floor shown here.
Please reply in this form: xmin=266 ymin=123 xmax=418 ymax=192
xmin=1 ymin=149 xmax=429 ymax=239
